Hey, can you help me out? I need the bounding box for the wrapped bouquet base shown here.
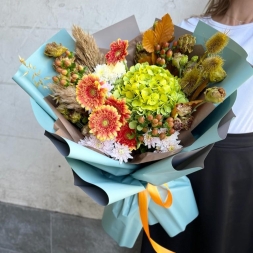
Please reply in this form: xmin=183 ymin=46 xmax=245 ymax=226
xmin=102 ymin=176 xmax=198 ymax=248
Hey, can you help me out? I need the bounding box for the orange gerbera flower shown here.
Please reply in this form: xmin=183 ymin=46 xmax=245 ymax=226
xmin=89 ymin=105 xmax=122 ymax=141
xmin=105 ymin=39 xmax=128 ymax=65
xmin=105 ymin=96 xmax=131 ymax=125
xmin=76 ymin=74 xmax=107 ymax=110
xmin=116 ymin=124 xmax=137 ymax=150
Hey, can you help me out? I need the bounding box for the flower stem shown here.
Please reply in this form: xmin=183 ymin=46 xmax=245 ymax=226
xmin=191 ymin=100 xmax=207 ymax=114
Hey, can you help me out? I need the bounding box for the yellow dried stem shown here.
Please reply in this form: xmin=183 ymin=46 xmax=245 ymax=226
xmin=180 ymin=68 xmax=199 ymax=92
xmin=189 ymin=79 xmax=209 ymax=101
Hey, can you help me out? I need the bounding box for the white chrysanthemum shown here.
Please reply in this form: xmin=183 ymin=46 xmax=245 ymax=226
xmin=156 ymin=131 xmax=182 ymax=153
xmin=143 ymin=131 xmax=160 ymax=149
xmin=94 ymin=64 xmax=110 ymax=82
xmin=94 ymin=62 xmax=126 ymax=84
xmin=78 ymin=138 xmax=88 ymax=146
xmin=102 ymin=139 xmax=115 ymax=156
xmin=158 ymin=128 xmax=168 ymax=134
xmin=168 ymin=131 xmax=180 ymax=141
xmin=78 ymin=135 xmax=105 ymax=151
xmin=109 ymin=61 xmax=126 ymax=78
xmin=110 ymin=142 xmax=133 ymax=164
xmin=94 ymin=64 xmax=106 ymax=77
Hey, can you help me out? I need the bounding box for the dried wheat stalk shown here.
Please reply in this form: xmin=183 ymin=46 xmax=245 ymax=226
xmin=72 ymin=25 xmax=105 ymax=73
xmin=49 ymin=83 xmax=83 ymax=111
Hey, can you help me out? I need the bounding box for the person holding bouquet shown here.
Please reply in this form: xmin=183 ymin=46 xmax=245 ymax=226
xmin=141 ymin=0 xmax=253 ymax=252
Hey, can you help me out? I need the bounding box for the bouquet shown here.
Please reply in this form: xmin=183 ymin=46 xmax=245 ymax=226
xmin=13 ymin=14 xmax=253 ymax=252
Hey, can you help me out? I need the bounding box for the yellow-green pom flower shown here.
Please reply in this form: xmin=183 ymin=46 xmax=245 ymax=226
xmin=69 ymin=111 xmax=82 ymax=124
xmin=209 ymin=67 xmax=227 ymax=82
xmin=44 ymin=42 xmax=67 ymax=57
xmin=204 ymin=87 xmax=226 ymax=103
xmin=178 ymin=34 xmax=196 ymax=53
xmin=205 ymin=32 xmax=229 ymax=54
xmin=201 ymin=56 xmax=226 ymax=82
xmin=113 ymin=63 xmax=188 ymax=116
xmin=56 ymin=104 xmax=70 ymax=120
xmin=202 ymin=55 xmax=224 ymax=72
xmin=172 ymin=53 xmax=188 ymax=69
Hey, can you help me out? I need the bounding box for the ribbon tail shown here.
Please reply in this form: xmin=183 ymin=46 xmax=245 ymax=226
xmin=138 ymin=190 xmax=175 ymax=253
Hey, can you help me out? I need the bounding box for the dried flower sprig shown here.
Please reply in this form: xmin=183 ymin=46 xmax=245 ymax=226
xmin=179 ymin=31 xmax=229 ymax=99
xmin=44 ymin=42 xmax=68 ymax=57
xmin=19 ymin=55 xmax=50 ymax=89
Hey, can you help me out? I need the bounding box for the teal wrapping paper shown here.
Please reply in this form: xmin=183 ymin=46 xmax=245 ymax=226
xmin=13 ymin=16 xmax=253 ymax=248
xmin=102 ymin=176 xmax=198 ymax=247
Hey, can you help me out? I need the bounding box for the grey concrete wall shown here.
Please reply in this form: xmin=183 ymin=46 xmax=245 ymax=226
xmin=1 ymin=0 xmax=208 ymax=219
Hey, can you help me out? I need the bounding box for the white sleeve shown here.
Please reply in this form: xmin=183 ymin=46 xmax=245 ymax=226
xmin=176 ymin=17 xmax=200 ymax=32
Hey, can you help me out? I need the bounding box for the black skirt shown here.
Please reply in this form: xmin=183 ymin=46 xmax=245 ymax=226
xmin=141 ymin=133 xmax=253 ymax=253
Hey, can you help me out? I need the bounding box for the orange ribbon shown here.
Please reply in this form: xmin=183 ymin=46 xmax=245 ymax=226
xmin=138 ymin=183 xmax=175 ymax=253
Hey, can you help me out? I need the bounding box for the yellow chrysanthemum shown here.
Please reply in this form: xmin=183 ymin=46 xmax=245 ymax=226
xmin=76 ymin=74 xmax=107 ymax=110
xmin=89 ymin=105 xmax=122 ymax=141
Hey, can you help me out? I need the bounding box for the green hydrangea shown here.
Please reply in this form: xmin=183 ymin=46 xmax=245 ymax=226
xmin=113 ymin=63 xmax=188 ymax=116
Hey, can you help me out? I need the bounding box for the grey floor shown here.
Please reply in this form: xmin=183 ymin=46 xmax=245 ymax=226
xmin=0 ymin=201 xmax=142 ymax=253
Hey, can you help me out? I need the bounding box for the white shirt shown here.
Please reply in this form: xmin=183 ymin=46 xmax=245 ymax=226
xmin=179 ymin=17 xmax=253 ymax=133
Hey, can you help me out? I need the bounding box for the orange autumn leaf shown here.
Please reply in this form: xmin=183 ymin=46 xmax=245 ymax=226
xmin=154 ymin=13 xmax=174 ymax=45
xmin=142 ymin=29 xmax=155 ymax=53
xmin=138 ymin=54 xmax=153 ymax=64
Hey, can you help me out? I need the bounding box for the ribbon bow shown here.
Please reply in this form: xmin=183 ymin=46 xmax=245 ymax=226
xmin=138 ymin=183 xmax=175 ymax=253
